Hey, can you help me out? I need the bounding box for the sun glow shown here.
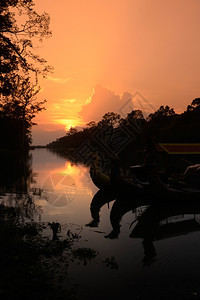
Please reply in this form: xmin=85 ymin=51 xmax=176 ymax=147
xmin=62 ymin=162 xmax=79 ymax=176
xmin=57 ymin=118 xmax=82 ymax=131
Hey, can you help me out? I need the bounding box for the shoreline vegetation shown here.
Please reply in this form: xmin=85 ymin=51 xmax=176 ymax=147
xmin=0 ymin=150 xmax=117 ymax=299
xmin=0 ymin=204 xmax=99 ymax=299
xmin=0 ymin=204 xmax=71 ymax=299
xmin=46 ymin=99 xmax=200 ymax=175
xmin=47 ymin=99 xmax=200 ymax=151
xmin=1 ymin=2 xmax=200 ymax=299
xmin=0 ymin=202 xmax=119 ymax=299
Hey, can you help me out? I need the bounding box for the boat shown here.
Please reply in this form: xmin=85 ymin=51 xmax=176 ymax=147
xmin=90 ymin=154 xmax=200 ymax=203
xmin=89 ymin=153 xmax=143 ymax=194
xmin=89 ymin=153 xmax=111 ymax=190
xmin=141 ymin=163 xmax=200 ymax=204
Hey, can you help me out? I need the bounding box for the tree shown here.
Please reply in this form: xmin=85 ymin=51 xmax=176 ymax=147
xmin=98 ymin=112 xmax=121 ymax=127
xmin=86 ymin=121 xmax=97 ymax=128
xmin=66 ymin=127 xmax=78 ymax=136
xmin=120 ymin=109 xmax=144 ymax=126
xmin=0 ymin=0 xmax=51 ymax=149
xmin=144 ymin=106 xmax=177 ymax=142
xmin=0 ymin=75 xmax=46 ymax=148
xmin=191 ymin=98 xmax=200 ymax=108
xmin=147 ymin=105 xmax=175 ymax=121
xmin=187 ymin=98 xmax=200 ymax=111
xmin=0 ymin=0 xmax=52 ymax=95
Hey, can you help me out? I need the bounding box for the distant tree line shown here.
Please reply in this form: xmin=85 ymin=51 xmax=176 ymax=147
xmin=146 ymin=98 xmax=200 ymax=142
xmin=0 ymin=0 xmax=51 ymax=151
xmin=47 ymin=99 xmax=200 ymax=154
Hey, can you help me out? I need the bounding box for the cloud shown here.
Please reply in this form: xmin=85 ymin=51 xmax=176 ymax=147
xmin=46 ymin=99 xmax=82 ymax=121
xmin=79 ymin=85 xmax=156 ymax=123
xmin=79 ymin=84 xmax=133 ymax=122
xmin=64 ymin=99 xmax=76 ymax=103
xmin=47 ymin=76 xmax=71 ymax=84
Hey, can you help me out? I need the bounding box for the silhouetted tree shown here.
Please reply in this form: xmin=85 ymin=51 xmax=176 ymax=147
xmin=47 ymin=99 xmax=200 ymax=154
xmin=66 ymin=127 xmax=78 ymax=136
xmin=191 ymin=98 xmax=200 ymax=108
xmin=147 ymin=105 xmax=175 ymax=121
xmin=0 ymin=0 xmax=51 ymax=149
xmin=86 ymin=121 xmax=97 ymax=128
xmin=0 ymin=0 xmax=52 ymax=95
xmin=120 ymin=109 xmax=144 ymax=127
xmin=187 ymin=98 xmax=200 ymax=112
xmin=98 ymin=112 xmax=121 ymax=127
xmin=0 ymin=75 xmax=46 ymax=148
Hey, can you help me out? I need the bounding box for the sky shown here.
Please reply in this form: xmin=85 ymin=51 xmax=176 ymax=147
xmin=32 ymin=0 xmax=200 ymax=145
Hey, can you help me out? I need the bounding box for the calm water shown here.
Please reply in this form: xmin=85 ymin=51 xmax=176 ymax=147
xmin=2 ymin=148 xmax=200 ymax=299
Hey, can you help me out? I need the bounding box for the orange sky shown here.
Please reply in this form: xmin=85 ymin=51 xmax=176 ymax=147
xmin=32 ymin=0 xmax=200 ymax=144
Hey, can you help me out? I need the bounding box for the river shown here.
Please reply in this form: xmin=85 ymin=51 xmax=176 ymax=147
xmin=2 ymin=148 xmax=200 ymax=299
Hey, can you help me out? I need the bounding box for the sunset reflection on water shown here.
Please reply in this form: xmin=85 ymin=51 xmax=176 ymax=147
xmin=2 ymin=149 xmax=200 ymax=299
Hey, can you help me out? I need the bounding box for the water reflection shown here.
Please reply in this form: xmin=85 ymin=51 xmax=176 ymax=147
xmin=3 ymin=148 xmax=200 ymax=261
xmin=85 ymin=189 xmax=116 ymax=227
xmin=2 ymin=148 xmax=200 ymax=297
xmin=105 ymin=196 xmax=148 ymax=239
xmin=0 ymin=152 xmax=32 ymax=192
xmin=87 ymin=186 xmax=200 ymax=268
xmin=48 ymin=221 xmax=61 ymax=241
xmin=130 ymin=203 xmax=200 ymax=266
xmin=29 ymin=149 xmax=99 ymax=227
xmin=0 ymin=152 xmax=42 ymax=221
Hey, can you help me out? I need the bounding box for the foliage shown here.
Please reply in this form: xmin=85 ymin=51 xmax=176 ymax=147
xmin=72 ymin=247 xmax=98 ymax=265
xmin=47 ymin=111 xmax=143 ymax=150
xmin=0 ymin=0 xmax=51 ymax=150
xmin=0 ymin=204 xmax=88 ymax=299
xmin=191 ymin=98 xmax=200 ymax=108
xmin=66 ymin=126 xmax=78 ymax=136
xmin=104 ymin=256 xmax=119 ymax=270
xmin=98 ymin=111 xmax=121 ymax=127
xmin=0 ymin=76 xmax=46 ymax=124
xmin=0 ymin=75 xmax=46 ymax=148
xmin=145 ymin=101 xmax=200 ymax=142
xmin=0 ymin=0 xmax=52 ymax=94
xmin=0 ymin=204 xmax=67 ymax=299
xmin=147 ymin=105 xmax=175 ymax=121
xmin=47 ymin=98 xmax=200 ymax=161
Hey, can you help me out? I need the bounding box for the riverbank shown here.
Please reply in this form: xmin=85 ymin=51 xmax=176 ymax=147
xmin=0 ymin=204 xmax=79 ymax=299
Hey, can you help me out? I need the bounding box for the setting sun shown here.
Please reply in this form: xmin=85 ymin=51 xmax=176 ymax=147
xmin=2 ymin=1 xmax=200 ymax=299
xmin=31 ymin=0 xmax=200 ymax=145
xmin=55 ymin=119 xmax=81 ymax=131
